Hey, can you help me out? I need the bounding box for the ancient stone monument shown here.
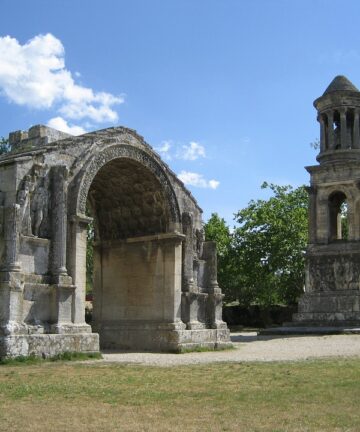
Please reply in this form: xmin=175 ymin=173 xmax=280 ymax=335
xmin=0 ymin=125 xmax=230 ymax=357
xmin=291 ymin=75 xmax=360 ymax=328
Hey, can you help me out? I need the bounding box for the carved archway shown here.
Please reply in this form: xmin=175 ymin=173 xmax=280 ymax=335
xmin=68 ymin=144 xmax=184 ymax=350
xmin=72 ymin=144 xmax=181 ymax=225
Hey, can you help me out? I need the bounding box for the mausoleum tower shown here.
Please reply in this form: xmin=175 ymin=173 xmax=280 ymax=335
xmin=292 ymin=75 xmax=360 ymax=327
xmin=315 ymin=75 xmax=360 ymax=162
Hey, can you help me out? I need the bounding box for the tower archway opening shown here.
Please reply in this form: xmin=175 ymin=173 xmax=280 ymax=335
xmin=329 ymin=191 xmax=348 ymax=241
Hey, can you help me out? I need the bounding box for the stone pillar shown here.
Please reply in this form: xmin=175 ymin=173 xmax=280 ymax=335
xmin=162 ymin=233 xmax=186 ymax=324
xmin=181 ymin=291 xmax=200 ymax=329
xmin=318 ymin=115 xmax=326 ymax=152
xmin=203 ymin=241 xmax=227 ymax=329
xmin=69 ymin=214 xmax=93 ymax=329
xmin=51 ymin=284 xmax=76 ymax=333
xmin=181 ymin=212 xmax=195 ymax=292
xmin=306 ymin=186 xmax=317 ymax=244
xmin=0 ymin=205 xmax=25 ymax=337
xmin=0 ymin=272 xmax=26 ymax=337
xmin=51 ymin=166 xmax=70 ymax=282
xmin=316 ymin=193 xmax=330 ymax=244
xmin=340 ymin=109 xmax=348 ymax=149
xmin=50 ymin=166 xmax=75 ymax=333
xmin=327 ymin=111 xmax=335 ymax=150
xmin=1 ymin=205 xmax=21 ymax=272
xmin=181 ymin=213 xmax=204 ymax=329
xmin=353 ymin=109 xmax=360 ymax=149
xmin=203 ymin=241 xmax=220 ymax=294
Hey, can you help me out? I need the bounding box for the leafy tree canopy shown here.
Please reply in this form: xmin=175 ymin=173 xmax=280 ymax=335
xmin=0 ymin=137 xmax=11 ymax=155
xmin=205 ymin=182 xmax=308 ymax=307
xmin=203 ymin=213 xmax=236 ymax=299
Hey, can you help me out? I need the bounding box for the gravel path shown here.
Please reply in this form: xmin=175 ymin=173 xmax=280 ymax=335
xmin=88 ymin=332 xmax=360 ymax=366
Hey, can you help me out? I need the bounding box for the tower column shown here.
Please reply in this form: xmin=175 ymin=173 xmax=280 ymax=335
xmin=306 ymin=186 xmax=317 ymax=244
xmin=340 ymin=108 xmax=348 ymax=149
xmin=318 ymin=115 xmax=326 ymax=152
xmin=353 ymin=109 xmax=360 ymax=149
xmin=326 ymin=111 xmax=335 ymax=150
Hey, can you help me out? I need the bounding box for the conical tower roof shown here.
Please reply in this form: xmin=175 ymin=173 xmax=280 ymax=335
xmin=323 ymin=75 xmax=359 ymax=95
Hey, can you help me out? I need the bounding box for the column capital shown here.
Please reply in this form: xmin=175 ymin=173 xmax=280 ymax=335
xmin=317 ymin=114 xmax=325 ymax=124
xmin=339 ymin=107 xmax=347 ymax=115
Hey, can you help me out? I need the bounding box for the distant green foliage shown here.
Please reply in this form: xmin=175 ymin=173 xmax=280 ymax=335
xmin=310 ymin=138 xmax=320 ymax=150
xmin=0 ymin=137 xmax=11 ymax=155
xmin=205 ymin=182 xmax=308 ymax=306
xmin=204 ymin=213 xmax=236 ymax=300
xmin=340 ymin=201 xmax=349 ymax=240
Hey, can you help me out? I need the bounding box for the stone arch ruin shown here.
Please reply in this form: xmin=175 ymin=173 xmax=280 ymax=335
xmin=0 ymin=126 xmax=230 ymax=357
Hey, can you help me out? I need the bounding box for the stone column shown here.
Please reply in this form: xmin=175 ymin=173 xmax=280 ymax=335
xmin=162 ymin=234 xmax=186 ymax=324
xmin=318 ymin=115 xmax=326 ymax=152
xmin=0 ymin=205 xmax=26 ymax=338
xmin=306 ymin=186 xmax=317 ymax=244
xmin=203 ymin=241 xmax=220 ymax=294
xmin=316 ymin=192 xmax=330 ymax=244
xmin=340 ymin=109 xmax=348 ymax=149
xmin=181 ymin=212 xmax=195 ymax=292
xmin=326 ymin=111 xmax=335 ymax=150
xmin=1 ymin=204 xmax=21 ymax=272
xmin=203 ymin=241 xmax=227 ymax=329
xmin=51 ymin=166 xmax=70 ymax=282
xmin=353 ymin=109 xmax=360 ymax=149
xmin=68 ymin=214 xmax=93 ymax=330
xmin=181 ymin=213 xmax=204 ymax=329
xmin=50 ymin=166 xmax=74 ymax=333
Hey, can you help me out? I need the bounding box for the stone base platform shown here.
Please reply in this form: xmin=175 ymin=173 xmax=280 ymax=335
xmin=0 ymin=333 xmax=100 ymax=358
xmin=96 ymin=321 xmax=232 ymax=352
xmin=258 ymin=326 xmax=360 ymax=336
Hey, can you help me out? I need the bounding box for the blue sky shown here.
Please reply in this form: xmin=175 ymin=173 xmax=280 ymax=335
xmin=1 ymin=0 xmax=360 ymax=225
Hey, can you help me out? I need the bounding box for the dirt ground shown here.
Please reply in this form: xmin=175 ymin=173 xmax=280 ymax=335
xmin=88 ymin=332 xmax=360 ymax=366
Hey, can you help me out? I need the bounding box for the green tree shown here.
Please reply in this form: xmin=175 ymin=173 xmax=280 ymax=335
xmin=204 ymin=213 xmax=237 ymax=301
xmin=204 ymin=213 xmax=231 ymax=256
xmin=0 ymin=137 xmax=11 ymax=155
xmin=231 ymin=182 xmax=308 ymax=306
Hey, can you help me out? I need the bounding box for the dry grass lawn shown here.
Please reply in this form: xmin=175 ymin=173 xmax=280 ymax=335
xmin=0 ymin=359 xmax=359 ymax=431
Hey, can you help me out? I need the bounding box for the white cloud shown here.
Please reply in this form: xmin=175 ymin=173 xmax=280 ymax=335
xmin=155 ymin=140 xmax=172 ymax=160
xmin=156 ymin=140 xmax=206 ymax=161
xmin=177 ymin=141 xmax=206 ymax=160
xmin=178 ymin=171 xmax=219 ymax=189
xmin=0 ymin=33 xmax=123 ymax=124
xmin=47 ymin=116 xmax=86 ymax=136
xmin=208 ymin=179 xmax=220 ymax=189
